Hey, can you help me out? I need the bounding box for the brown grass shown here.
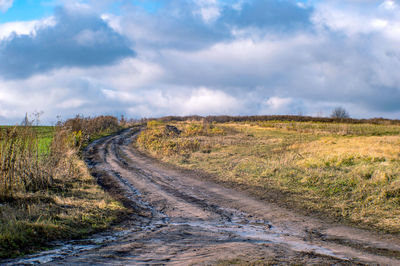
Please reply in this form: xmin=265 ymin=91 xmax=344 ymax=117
xmin=0 ymin=127 xmax=52 ymax=196
xmin=63 ymin=115 xmax=121 ymax=148
xmin=136 ymin=120 xmax=400 ymax=233
xmin=0 ymin=116 xmax=127 ymax=258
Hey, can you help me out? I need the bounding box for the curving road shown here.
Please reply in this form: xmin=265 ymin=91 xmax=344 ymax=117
xmin=14 ymin=127 xmax=400 ymax=265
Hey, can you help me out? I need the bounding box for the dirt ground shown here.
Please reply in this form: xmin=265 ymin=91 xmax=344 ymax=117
xmin=9 ymin=128 xmax=400 ymax=265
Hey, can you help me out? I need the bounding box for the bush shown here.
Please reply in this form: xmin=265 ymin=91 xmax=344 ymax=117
xmin=63 ymin=115 xmax=120 ymax=148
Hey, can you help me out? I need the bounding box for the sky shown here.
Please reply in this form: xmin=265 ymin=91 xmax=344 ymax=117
xmin=0 ymin=0 xmax=400 ymax=124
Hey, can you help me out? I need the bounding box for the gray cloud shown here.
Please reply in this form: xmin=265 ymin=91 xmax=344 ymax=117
xmin=120 ymin=0 xmax=313 ymax=51
xmin=119 ymin=2 xmax=230 ymax=51
xmin=1 ymin=0 xmax=400 ymax=124
xmin=0 ymin=7 xmax=134 ymax=79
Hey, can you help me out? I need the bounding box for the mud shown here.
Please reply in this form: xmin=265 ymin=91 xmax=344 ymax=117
xmin=7 ymin=127 xmax=400 ymax=265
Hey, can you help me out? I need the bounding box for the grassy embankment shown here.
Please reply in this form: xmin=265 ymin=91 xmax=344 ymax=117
xmin=136 ymin=119 xmax=400 ymax=233
xmin=0 ymin=116 xmax=128 ymax=258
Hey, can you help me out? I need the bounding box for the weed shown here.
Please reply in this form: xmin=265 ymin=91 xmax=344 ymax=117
xmin=0 ymin=116 xmax=127 ymax=258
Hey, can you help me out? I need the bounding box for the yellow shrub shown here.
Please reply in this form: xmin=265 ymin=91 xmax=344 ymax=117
xmin=147 ymin=120 xmax=164 ymax=128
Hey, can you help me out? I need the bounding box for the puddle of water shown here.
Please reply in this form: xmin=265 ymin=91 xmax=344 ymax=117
xmin=9 ymin=244 xmax=98 ymax=265
xmin=170 ymin=212 xmax=349 ymax=262
xmin=3 ymin=226 xmax=140 ymax=266
xmin=6 ymin=201 xmax=349 ymax=264
xmin=4 ymin=218 xmax=171 ymax=266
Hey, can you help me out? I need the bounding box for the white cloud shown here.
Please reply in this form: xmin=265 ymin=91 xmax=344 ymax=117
xmin=194 ymin=0 xmax=221 ymax=23
xmin=159 ymin=34 xmax=317 ymax=89
xmin=371 ymin=19 xmax=388 ymax=29
xmin=102 ymin=86 xmax=242 ymax=117
xmin=265 ymin=97 xmax=293 ymax=111
xmin=260 ymin=96 xmax=306 ymax=115
xmin=180 ymin=88 xmax=240 ymax=115
xmin=0 ymin=17 xmax=56 ymax=40
xmin=380 ymin=0 xmax=397 ymax=10
xmin=312 ymin=4 xmax=374 ymax=35
xmin=312 ymin=1 xmax=400 ymax=37
xmin=56 ymin=98 xmax=87 ymax=109
xmin=101 ymin=13 xmax=122 ymax=33
xmin=89 ymin=58 xmax=165 ymax=91
xmin=0 ymin=68 xmax=101 ymax=123
xmin=60 ymin=0 xmax=92 ymax=12
xmin=0 ymin=0 xmax=13 ymax=13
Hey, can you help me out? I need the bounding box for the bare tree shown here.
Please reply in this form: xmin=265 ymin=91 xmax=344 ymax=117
xmin=21 ymin=113 xmax=32 ymax=126
xmin=32 ymin=110 xmax=44 ymax=126
xmin=330 ymin=107 xmax=350 ymax=119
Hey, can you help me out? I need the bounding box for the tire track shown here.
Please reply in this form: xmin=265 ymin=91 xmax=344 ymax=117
xmin=10 ymin=127 xmax=400 ymax=265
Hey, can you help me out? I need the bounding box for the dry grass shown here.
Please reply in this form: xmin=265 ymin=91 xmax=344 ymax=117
xmin=63 ymin=115 xmax=121 ymax=148
xmin=137 ymin=121 xmax=225 ymax=158
xmin=0 ymin=116 xmax=127 ymax=258
xmin=255 ymin=120 xmax=400 ymax=136
xmin=136 ymin=120 xmax=400 ymax=233
xmin=0 ymin=127 xmax=52 ymax=196
xmin=0 ymin=156 xmax=125 ymax=258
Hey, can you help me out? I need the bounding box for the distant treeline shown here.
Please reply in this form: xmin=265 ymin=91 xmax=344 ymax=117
xmin=142 ymin=115 xmax=400 ymax=125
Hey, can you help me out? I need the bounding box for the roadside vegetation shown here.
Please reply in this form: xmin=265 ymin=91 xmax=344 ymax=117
xmin=136 ymin=118 xmax=400 ymax=233
xmin=0 ymin=115 xmax=127 ymax=258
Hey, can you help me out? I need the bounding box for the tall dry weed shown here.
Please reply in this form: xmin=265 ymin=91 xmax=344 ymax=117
xmin=0 ymin=126 xmax=51 ymax=196
xmin=0 ymin=115 xmax=120 ymax=198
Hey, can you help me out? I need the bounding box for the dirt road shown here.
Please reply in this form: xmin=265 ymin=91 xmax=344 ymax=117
xmin=11 ymin=128 xmax=400 ymax=265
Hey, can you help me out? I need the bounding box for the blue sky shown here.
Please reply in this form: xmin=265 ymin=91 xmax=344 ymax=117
xmin=0 ymin=0 xmax=53 ymax=23
xmin=0 ymin=0 xmax=399 ymax=124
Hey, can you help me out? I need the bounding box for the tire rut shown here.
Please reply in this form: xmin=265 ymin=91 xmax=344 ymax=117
xmin=8 ymin=127 xmax=400 ymax=265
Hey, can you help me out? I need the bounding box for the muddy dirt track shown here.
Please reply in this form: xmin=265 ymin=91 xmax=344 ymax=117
xmin=10 ymin=128 xmax=400 ymax=265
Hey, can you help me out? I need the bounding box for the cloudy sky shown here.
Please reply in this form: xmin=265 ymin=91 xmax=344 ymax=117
xmin=0 ymin=0 xmax=399 ymax=124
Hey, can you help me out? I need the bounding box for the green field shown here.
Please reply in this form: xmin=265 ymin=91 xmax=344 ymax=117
xmin=137 ymin=120 xmax=400 ymax=233
xmin=34 ymin=126 xmax=54 ymax=153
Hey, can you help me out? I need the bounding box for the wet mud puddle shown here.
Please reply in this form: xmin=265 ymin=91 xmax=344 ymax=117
xmin=5 ymin=193 xmax=347 ymax=265
xmin=6 ymin=186 xmax=348 ymax=265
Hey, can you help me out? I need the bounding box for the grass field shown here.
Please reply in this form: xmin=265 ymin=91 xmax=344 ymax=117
xmin=136 ymin=120 xmax=400 ymax=233
xmin=0 ymin=121 xmax=127 ymax=258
